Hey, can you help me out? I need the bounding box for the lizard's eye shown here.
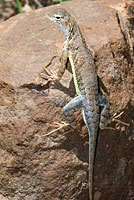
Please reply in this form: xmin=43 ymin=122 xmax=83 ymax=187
xmin=55 ymin=16 xmax=61 ymax=20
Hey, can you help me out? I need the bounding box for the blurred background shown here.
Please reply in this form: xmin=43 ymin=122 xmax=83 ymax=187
xmin=0 ymin=0 xmax=71 ymax=22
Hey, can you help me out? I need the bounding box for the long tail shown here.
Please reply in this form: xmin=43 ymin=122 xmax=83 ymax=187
xmin=88 ymin=128 xmax=98 ymax=200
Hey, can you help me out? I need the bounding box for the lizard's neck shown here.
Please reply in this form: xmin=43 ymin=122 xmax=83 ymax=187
xmin=59 ymin=17 xmax=80 ymax=39
xmin=57 ymin=24 xmax=69 ymax=38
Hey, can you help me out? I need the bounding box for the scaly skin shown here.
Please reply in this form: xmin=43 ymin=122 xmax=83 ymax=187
xmin=46 ymin=8 xmax=110 ymax=200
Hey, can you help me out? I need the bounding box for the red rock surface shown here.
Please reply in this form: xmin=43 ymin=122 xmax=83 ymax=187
xmin=0 ymin=0 xmax=134 ymax=199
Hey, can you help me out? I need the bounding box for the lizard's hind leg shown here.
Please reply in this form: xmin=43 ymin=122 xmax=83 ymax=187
xmin=63 ymin=95 xmax=84 ymax=128
xmin=98 ymin=93 xmax=111 ymax=129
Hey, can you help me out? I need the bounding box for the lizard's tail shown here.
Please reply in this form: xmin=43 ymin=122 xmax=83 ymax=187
xmin=88 ymin=129 xmax=98 ymax=200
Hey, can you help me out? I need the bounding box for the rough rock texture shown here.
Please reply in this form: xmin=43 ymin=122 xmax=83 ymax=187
xmin=0 ymin=0 xmax=134 ymax=199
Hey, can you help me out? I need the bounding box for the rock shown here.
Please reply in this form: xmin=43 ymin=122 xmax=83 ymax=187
xmin=0 ymin=0 xmax=134 ymax=199
xmin=0 ymin=194 xmax=9 ymax=200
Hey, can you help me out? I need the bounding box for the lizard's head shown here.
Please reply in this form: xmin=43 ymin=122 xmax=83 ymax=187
xmin=46 ymin=8 xmax=71 ymax=36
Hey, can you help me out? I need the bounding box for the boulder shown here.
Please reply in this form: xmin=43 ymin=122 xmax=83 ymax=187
xmin=0 ymin=0 xmax=134 ymax=199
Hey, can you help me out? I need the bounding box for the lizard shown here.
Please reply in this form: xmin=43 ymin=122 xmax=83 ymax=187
xmin=41 ymin=8 xmax=111 ymax=200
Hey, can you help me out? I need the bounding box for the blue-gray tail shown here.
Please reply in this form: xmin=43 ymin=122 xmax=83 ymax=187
xmin=88 ymin=128 xmax=98 ymax=200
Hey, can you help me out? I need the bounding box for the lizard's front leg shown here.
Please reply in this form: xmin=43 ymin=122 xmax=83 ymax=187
xmin=57 ymin=48 xmax=68 ymax=80
xmin=40 ymin=46 xmax=68 ymax=83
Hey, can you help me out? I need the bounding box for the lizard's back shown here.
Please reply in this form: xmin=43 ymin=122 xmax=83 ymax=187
xmin=67 ymin=24 xmax=100 ymax=130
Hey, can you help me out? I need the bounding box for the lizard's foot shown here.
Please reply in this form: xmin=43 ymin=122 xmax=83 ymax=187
xmin=100 ymin=111 xmax=130 ymax=130
xmin=111 ymin=112 xmax=130 ymax=127
xmin=99 ymin=116 xmax=113 ymax=129
xmin=44 ymin=121 xmax=70 ymax=137
xmin=40 ymin=68 xmax=58 ymax=83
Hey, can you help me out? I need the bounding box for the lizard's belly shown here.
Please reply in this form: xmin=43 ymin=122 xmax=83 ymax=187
xmin=69 ymin=55 xmax=81 ymax=96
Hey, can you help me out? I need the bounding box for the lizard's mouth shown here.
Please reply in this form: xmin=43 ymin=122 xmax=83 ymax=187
xmin=46 ymin=15 xmax=58 ymax=24
xmin=46 ymin=14 xmax=53 ymax=21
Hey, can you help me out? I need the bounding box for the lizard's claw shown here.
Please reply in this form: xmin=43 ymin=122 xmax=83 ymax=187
xmin=44 ymin=121 xmax=70 ymax=137
xmin=111 ymin=112 xmax=130 ymax=127
xmin=111 ymin=112 xmax=124 ymax=120
xmin=100 ymin=111 xmax=130 ymax=130
xmin=40 ymin=68 xmax=58 ymax=82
